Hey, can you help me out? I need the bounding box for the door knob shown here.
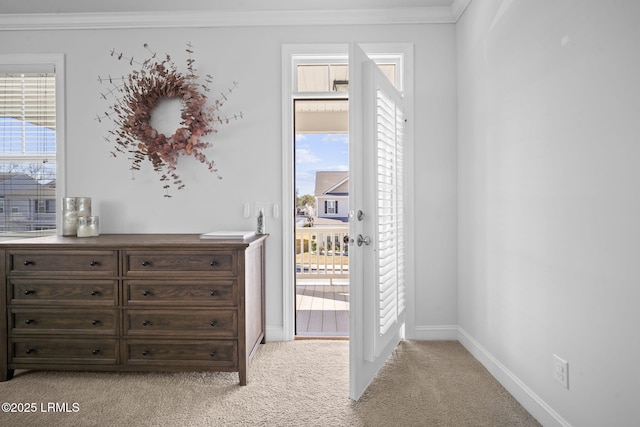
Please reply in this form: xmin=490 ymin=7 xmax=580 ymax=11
xmin=357 ymin=234 xmax=371 ymax=246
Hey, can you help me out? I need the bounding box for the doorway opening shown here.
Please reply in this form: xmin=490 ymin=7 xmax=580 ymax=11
xmin=282 ymin=45 xmax=410 ymax=344
xmin=294 ymin=94 xmax=350 ymax=338
xmin=290 ymin=54 xmax=402 ymax=339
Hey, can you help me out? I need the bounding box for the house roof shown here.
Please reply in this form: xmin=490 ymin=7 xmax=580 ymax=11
xmin=0 ymin=173 xmax=36 ymax=183
xmin=0 ymin=174 xmax=56 ymax=197
xmin=314 ymin=171 xmax=348 ymax=197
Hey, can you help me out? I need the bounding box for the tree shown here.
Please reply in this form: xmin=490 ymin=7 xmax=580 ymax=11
xmin=297 ymin=194 xmax=315 ymax=209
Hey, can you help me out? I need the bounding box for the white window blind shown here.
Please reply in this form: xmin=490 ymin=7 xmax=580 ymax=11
xmin=376 ymin=88 xmax=405 ymax=336
xmin=0 ymin=72 xmax=57 ymax=235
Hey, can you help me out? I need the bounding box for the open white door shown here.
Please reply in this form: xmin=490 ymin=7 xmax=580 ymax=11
xmin=349 ymin=43 xmax=406 ymax=401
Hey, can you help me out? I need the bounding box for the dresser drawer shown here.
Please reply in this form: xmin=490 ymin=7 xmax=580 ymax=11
xmin=10 ymin=308 xmax=117 ymax=335
xmin=0 ymin=233 xmax=267 ymax=385
xmin=10 ymin=338 xmax=117 ymax=364
xmin=9 ymin=279 xmax=117 ymax=306
xmin=8 ymin=250 xmax=118 ymax=275
xmin=125 ymin=280 xmax=236 ymax=306
xmin=124 ymin=339 xmax=237 ymax=368
xmin=124 ymin=251 xmax=236 ymax=276
xmin=124 ymin=309 xmax=236 ymax=337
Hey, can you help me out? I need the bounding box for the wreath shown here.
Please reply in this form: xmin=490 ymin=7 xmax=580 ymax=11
xmin=98 ymin=43 xmax=242 ymax=197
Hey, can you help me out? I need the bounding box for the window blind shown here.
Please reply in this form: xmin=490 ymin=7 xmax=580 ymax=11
xmin=376 ymin=87 xmax=405 ymax=336
xmin=0 ymin=72 xmax=56 ymax=236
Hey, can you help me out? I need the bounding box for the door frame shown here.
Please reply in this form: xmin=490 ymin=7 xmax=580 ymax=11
xmin=280 ymin=43 xmax=415 ymax=342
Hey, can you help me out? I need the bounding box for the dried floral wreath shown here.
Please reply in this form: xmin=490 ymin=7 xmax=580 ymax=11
xmin=97 ymin=43 xmax=242 ymax=197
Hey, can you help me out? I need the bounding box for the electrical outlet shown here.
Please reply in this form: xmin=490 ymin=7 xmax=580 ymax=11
xmin=553 ymin=354 xmax=569 ymax=389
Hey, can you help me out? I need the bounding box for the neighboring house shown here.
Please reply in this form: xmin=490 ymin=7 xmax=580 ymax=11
xmin=0 ymin=173 xmax=56 ymax=232
xmin=314 ymin=171 xmax=349 ymax=223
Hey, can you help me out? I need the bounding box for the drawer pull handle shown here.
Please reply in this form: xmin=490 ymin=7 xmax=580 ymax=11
xmin=25 ymin=319 xmax=35 ymax=325
xmin=210 ymin=351 xmax=216 ymax=358
xmin=141 ymin=261 xmax=150 ymax=267
xmin=92 ymin=349 xmax=101 ymax=355
xmin=142 ymin=320 xmax=151 ymax=326
xmin=25 ymin=348 xmax=36 ymax=354
xmin=210 ymin=290 xmax=216 ymax=296
xmin=92 ymin=320 xmax=100 ymax=326
xmin=24 ymin=290 xmax=35 ymax=296
xmin=89 ymin=260 xmax=99 ymax=266
xmin=91 ymin=291 xmax=100 ymax=296
xmin=210 ymin=260 xmax=217 ymax=267
xmin=142 ymin=350 xmax=149 ymax=356
xmin=209 ymin=321 xmax=217 ymax=327
xmin=23 ymin=260 xmax=34 ymax=266
xmin=142 ymin=290 xmax=151 ymax=296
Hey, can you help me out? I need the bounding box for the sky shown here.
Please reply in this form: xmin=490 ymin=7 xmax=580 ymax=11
xmin=0 ymin=117 xmax=56 ymax=153
xmin=295 ymin=133 xmax=349 ymax=196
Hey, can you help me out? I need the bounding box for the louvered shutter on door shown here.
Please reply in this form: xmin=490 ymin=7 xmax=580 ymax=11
xmin=375 ymin=87 xmax=405 ymax=338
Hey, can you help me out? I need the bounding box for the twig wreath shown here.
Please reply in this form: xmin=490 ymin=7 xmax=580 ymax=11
xmin=97 ymin=43 xmax=242 ymax=197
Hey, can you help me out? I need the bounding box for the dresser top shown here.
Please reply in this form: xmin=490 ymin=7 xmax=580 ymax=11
xmin=0 ymin=233 xmax=268 ymax=249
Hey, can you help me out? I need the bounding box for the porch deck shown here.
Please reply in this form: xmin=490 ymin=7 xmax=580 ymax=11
xmin=295 ymin=279 xmax=349 ymax=338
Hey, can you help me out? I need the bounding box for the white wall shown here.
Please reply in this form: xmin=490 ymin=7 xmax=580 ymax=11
xmin=0 ymin=22 xmax=458 ymax=341
xmin=457 ymin=1 xmax=640 ymax=425
xmin=413 ymin=23 xmax=459 ymax=333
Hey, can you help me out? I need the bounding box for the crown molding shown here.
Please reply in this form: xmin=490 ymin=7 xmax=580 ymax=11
xmin=0 ymin=6 xmax=462 ymax=31
xmin=450 ymin=0 xmax=473 ymax=22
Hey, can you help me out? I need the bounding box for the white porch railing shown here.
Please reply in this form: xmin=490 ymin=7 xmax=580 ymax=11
xmin=295 ymin=226 xmax=349 ymax=283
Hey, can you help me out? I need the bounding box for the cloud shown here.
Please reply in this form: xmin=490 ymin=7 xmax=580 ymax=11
xmin=296 ymin=146 xmax=321 ymax=164
xmin=322 ymin=134 xmax=349 ymax=144
xmin=325 ymin=164 xmax=349 ymax=171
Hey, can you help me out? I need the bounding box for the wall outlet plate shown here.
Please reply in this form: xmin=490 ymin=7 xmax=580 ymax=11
xmin=553 ymin=354 xmax=569 ymax=389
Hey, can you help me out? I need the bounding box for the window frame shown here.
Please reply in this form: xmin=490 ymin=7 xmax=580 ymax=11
xmin=325 ymin=199 xmax=338 ymax=215
xmin=0 ymin=54 xmax=66 ymax=237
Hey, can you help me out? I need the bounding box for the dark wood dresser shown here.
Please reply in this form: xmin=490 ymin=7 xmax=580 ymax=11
xmin=0 ymin=233 xmax=267 ymax=385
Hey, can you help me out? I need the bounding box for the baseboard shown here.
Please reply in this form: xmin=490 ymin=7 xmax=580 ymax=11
xmin=457 ymin=327 xmax=572 ymax=427
xmin=412 ymin=324 xmax=459 ymax=340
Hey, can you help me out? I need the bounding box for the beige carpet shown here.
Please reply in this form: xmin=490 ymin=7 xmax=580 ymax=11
xmin=0 ymin=340 xmax=540 ymax=426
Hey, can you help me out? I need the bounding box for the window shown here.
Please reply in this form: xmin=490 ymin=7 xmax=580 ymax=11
xmin=297 ymin=63 xmax=348 ymax=93
xmin=325 ymin=200 xmax=338 ymax=215
xmin=0 ymin=55 xmax=63 ymax=237
xmin=295 ymin=60 xmax=398 ymax=93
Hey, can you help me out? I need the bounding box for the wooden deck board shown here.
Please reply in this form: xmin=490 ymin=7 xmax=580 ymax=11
xmin=335 ymin=285 xmax=349 ymax=333
xmin=296 ymin=285 xmax=313 ymax=333
xmin=308 ymin=286 xmax=324 ymax=332
xmin=296 ymin=283 xmax=349 ymax=337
